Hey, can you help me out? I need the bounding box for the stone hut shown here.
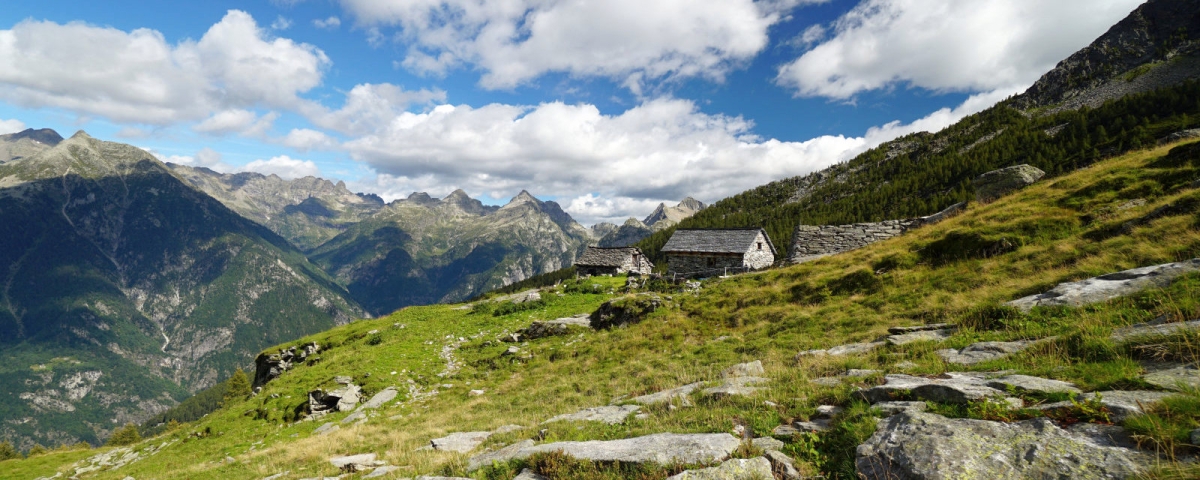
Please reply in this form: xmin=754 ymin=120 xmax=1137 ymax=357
xmin=574 ymin=247 xmax=654 ymax=276
xmin=661 ymin=228 xmax=775 ymax=278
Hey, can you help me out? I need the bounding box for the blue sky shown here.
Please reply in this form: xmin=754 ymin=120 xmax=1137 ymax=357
xmin=0 ymin=0 xmax=1145 ymax=224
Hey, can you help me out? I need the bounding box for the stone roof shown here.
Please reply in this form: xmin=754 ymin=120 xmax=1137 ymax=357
xmin=575 ymin=247 xmax=644 ymax=267
xmin=661 ymin=228 xmax=775 ymax=255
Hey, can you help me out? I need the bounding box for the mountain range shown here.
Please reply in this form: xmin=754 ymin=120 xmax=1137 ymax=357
xmin=592 ymin=197 xmax=706 ymax=248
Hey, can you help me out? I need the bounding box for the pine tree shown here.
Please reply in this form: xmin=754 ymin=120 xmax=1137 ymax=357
xmin=223 ymin=368 xmax=252 ymax=405
xmin=107 ymin=423 xmax=142 ymax=446
xmin=0 ymin=441 xmax=20 ymax=460
xmin=26 ymin=444 xmax=48 ymax=457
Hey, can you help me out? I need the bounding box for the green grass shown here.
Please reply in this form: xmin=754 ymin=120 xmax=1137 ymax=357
xmin=13 ymin=141 xmax=1200 ymax=479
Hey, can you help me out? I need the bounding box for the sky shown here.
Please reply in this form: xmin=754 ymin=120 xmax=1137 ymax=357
xmin=0 ymin=0 xmax=1147 ymax=225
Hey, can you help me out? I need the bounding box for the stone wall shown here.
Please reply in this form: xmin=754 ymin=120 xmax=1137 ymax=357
xmin=788 ymin=202 xmax=966 ymax=264
xmin=667 ymin=253 xmax=748 ymax=278
xmin=578 ymin=254 xmax=654 ymax=276
xmin=744 ymin=230 xmax=775 ymax=270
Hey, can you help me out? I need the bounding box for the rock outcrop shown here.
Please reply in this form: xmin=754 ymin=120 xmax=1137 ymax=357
xmin=1006 ymin=259 xmax=1200 ymax=312
xmin=856 ymin=412 xmax=1147 ymax=479
xmin=973 ymin=165 xmax=1045 ymax=203
xmin=466 ymin=433 xmax=741 ymax=471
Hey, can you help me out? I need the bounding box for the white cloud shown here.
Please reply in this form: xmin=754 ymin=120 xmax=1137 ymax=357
xmin=776 ymin=0 xmax=1145 ymax=99
xmin=338 ymin=0 xmax=825 ymax=90
xmin=193 ymin=109 xmax=258 ymax=134
xmin=272 ymin=16 xmax=293 ymax=30
xmin=115 ymin=126 xmax=151 ymax=139
xmin=313 ymin=16 xmax=342 ymax=29
xmin=0 ymin=10 xmax=328 ymax=125
xmin=281 ymin=128 xmax=337 ymax=151
xmin=242 ymin=155 xmax=321 ymax=179
xmin=0 ymin=118 xmax=24 ymax=134
xmin=301 ymin=83 xmax=446 ymax=136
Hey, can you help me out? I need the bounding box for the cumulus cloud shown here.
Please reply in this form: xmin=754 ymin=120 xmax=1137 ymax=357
xmin=281 ymin=128 xmax=338 ymax=151
xmin=0 ymin=10 xmax=328 ymax=125
xmin=193 ymin=109 xmax=259 ymax=134
xmin=338 ymin=0 xmax=825 ymax=90
xmin=301 ymin=83 xmax=446 ymax=136
xmin=0 ymin=118 xmax=25 ymax=134
xmin=777 ymin=0 xmax=1144 ymax=99
xmin=242 ymin=155 xmax=322 ymax=179
xmin=313 ymin=16 xmax=342 ymax=29
xmin=271 ymin=16 xmax=293 ymax=30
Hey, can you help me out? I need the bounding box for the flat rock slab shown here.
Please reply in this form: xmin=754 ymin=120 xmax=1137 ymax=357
xmin=314 ymin=423 xmax=339 ymax=435
xmin=723 ymin=361 xmax=765 ymax=378
xmin=859 ymin=373 xmax=1008 ymax=405
xmin=359 ymin=387 xmax=398 ymax=410
xmin=330 ymin=453 xmax=382 ymax=472
xmin=1111 ymin=319 xmax=1200 ymax=343
xmin=544 ymin=405 xmax=641 ymax=425
xmin=466 ymin=433 xmax=741 ymax=471
xmin=1145 ymin=366 xmax=1200 ymax=391
xmin=888 ymin=323 xmax=954 ymax=335
xmin=1006 ymin=259 xmax=1200 ymax=312
xmin=430 ymin=431 xmax=493 ymax=453
xmin=546 ymin=314 xmax=592 ymax=327
xmin=751 ymin=437 xmax=785 ymax=452
xmin=873 ymin=401 xmax=928 ymax=416
xmin=513 ymin=468 xmax=548 ymax=480
xmin=796 ymin=342 xmax=883 ymax=359
xmin=985 ymin=374 xmax=1081 ymax=394
xmin=363 ymin=466 xmax=401 ymax=479
xmin=703 ymin=376 xmax=769 ymax=398
xmin=888 ymin=329 xmax=955 ymax=346
xmin=630 ymin=382 xmax=704 ymax=405
xmin=1037 ymin=391 xmax=1178 ymax=423
xmin=856 ymin=412 xmax=1146 ymax=479
xmin=937 ymin=340 xmax=1038 ymax=365
xmin=666 ymin=457 xmax=773 ymax=480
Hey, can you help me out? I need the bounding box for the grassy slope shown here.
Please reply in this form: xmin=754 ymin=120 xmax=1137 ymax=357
xmin=10 ymin=141 xmax=1200 ymax=478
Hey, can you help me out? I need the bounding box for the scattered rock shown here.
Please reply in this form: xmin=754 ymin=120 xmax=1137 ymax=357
xmin=1006 ymin=259 xmax=1200 ymax=312
xmin=590 ymin=295 xmax=663 ymax=329
xmin=469 ymin=389 xmax=486 ymax=396
xmin=859 ymin=373 xmax=1010 ymax=405
xmin=973 ymin=164 xmax=1045 ymax=203
xmin=723 ymin=361 xmax=765 ymax=378
xmin=1111 ymin=319 xmax=1200 ymax=343
xmin=856 ymin=412 xmax=1146 ymax=479
xmin=335 ymin=376 xmax=353 ymax=385
xmin=430 ymin=432 xmax=493 ymax=453
xmin=872 ymin=401 xmax=928 ymax=416
xmin=513 ymin=468 xmax=549 ymax=480
xmin=544 ymin=405 xmax=641 ymax=425
xmin=796 ymin=341 xmax=884 ymax=359
xmin=702 ymin=376 xmax=769 ymax=398
xmin=630 ymin=383 xmax=704 ymax=405
xmin=358 ymin=387 xmax=397 ymax=410
xmin=937 ymin=340 xmax=1039 ymax=365
xmin=888 ymin=329 xmax=955 ymax=346
xmin=810 ymin=377 xmax=841 ymax=387
xmin=985 ymin=374 xmax=1081 ymax=395
xmin=314 ymin=423 xmax=339 ymax=435
xmin=518 ymin=315 xmax=593 ymax=340
xmin=764 ymin=450 xmax=805 ymax=480
xmin=1037 ymin=391 xmax=1179 ymax=423
xmin=466 ymin=433 xmax=741 ymax=471
xmin=751 ymin=437 xmax=785 ymax=452
xmin=666 ymin=457 xmax=773 ymax=480
xmin=844 ymin=369 xmax=880 ymax=378
xmin=493 ymin=424 xmax=524 ymax=434
xmin=772 ymin=425 xmax=801 ymax=437
xmin=513 ymin=292 xmax=542 ymax=304
xmin=329 ymin=453 xmax=382 ymax=473
xmin=815 ymin=405 xmax=844 ymax=418
xmin=888 ymin=323 xmax=954 ymax=335
xmin=791 ymin=419 xmax=832 ymax=432
xmin=363 ymin=466 xmax=401 ymax=479
xmin=341 ymin=412 xmax=367 ymax=424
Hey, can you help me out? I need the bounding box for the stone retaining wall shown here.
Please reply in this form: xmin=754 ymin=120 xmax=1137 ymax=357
xmin=788 ymin=202 xmax=966 ymax=264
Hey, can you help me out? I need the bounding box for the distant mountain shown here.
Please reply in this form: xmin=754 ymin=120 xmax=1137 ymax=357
xmin=590 ymin=222 xmax=619 ymax=241
xmin=595 ymin=197 xmax=705 ymax=247
xmin=168 ymin=164 xmax=385 ymax=251
xmin=0 ymin=131 xmax=363 ymax=450
xmin=1013 ymin=0 xmax=1200 ymax=112
xmin=643 ymin=197 xmax=706 ymax=231
xmin=311 ymin=189 xmax=591 ymax=315
xmin=0 ymin=128 xmax=63 ymax=163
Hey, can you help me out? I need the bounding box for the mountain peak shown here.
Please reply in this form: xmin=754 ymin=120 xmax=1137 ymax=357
xmin=406 ymin=192 xmax=437 ymax=205
xmin=677 ymin=197 xmax=705 ymax=211
xmin=504 ymin=190 xmax=541 ymax=207
xmin=69 ymin=130 xmax=93 ymax=140
xmin=623 ymin=217 xmax=648 ymax=227
xmin=444 ymin=189 xmax=470 ymax=201
xmin=1 ymin=128 xmax=63 ymax=146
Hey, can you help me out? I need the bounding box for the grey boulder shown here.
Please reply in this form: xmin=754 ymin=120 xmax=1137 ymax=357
xmin=467 ymin=433 xmax=741 ymax=471
xmin=974 ymin=164 xmax=1045 ymax=202
xmin=1006 ymin=259 xmax=1200 ymax=312
xmin=937 ymin=340 xmax=1039 ymax=365
xmin=430 ymin=431 xmax=492 ymax=453
xmin=856 ymin=412 xmax=1146 ymax=479
xmin=543 ymin=405 xmax=641 ymax=425
xmin=666 ymin=457 xmax=773 ymax=480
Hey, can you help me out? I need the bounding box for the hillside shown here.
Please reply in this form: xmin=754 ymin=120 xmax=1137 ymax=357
xmin=636 ymin=0 xmax=1200 ymax=265
xmin=0 ymin=132 xmax=363 ymax=450
xmin=310 ymin=190 xmax=592 ymax=315
xmin=10 ymin=135 xmax=1200 ymax=479
xmin=168 ymin=165 xmax=385 ymax=252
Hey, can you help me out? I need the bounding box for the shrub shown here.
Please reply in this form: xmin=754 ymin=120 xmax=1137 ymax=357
xmin=0 ymin=441 xmax=21 ymax=460
xmin=918 ymin=231 xmax=1019 ymax=266
xmin=223 ymin=369 xmax=252 ymax=405
xmin=107 ymin=423 xmax=142 ymax=446
xmin=493 ymin=299 xmax=547 ymax=317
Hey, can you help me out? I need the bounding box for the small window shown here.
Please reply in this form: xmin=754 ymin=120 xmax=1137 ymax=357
xmin=757 ymin=242 xmax=763 ymax=251
xmin=706 ymin=257 xmax=715 ymax=267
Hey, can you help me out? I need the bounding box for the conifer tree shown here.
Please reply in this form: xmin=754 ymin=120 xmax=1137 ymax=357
xmin=0 ymin=441 xmax=20 ymax=460
xmin=107 ymin=423 xmax=142 ymax=446
xmin=224 ymin=368 xmax=252 ymax=405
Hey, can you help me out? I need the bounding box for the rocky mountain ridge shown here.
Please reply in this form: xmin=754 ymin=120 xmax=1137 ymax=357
xmin=597 ymin=197 xmax=706 ymax=247
xmin=0 ymin=128 xmax=62 ymax=163
xmin=0 ymin=130 xmax=363 ymax=450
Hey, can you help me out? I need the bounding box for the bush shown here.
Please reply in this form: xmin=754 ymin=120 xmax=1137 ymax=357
xmin=107 ymin=423 xmax=142 ymax=446
xmin=493 ymin=299 xmax=547 ymax=317
xmin=223 ymin=369 xmax=252 ymax=405
xmin=26 ymin=444 xmax=48 ymax=457
xmin=0 ymin=441 xmax=21 ymax=460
